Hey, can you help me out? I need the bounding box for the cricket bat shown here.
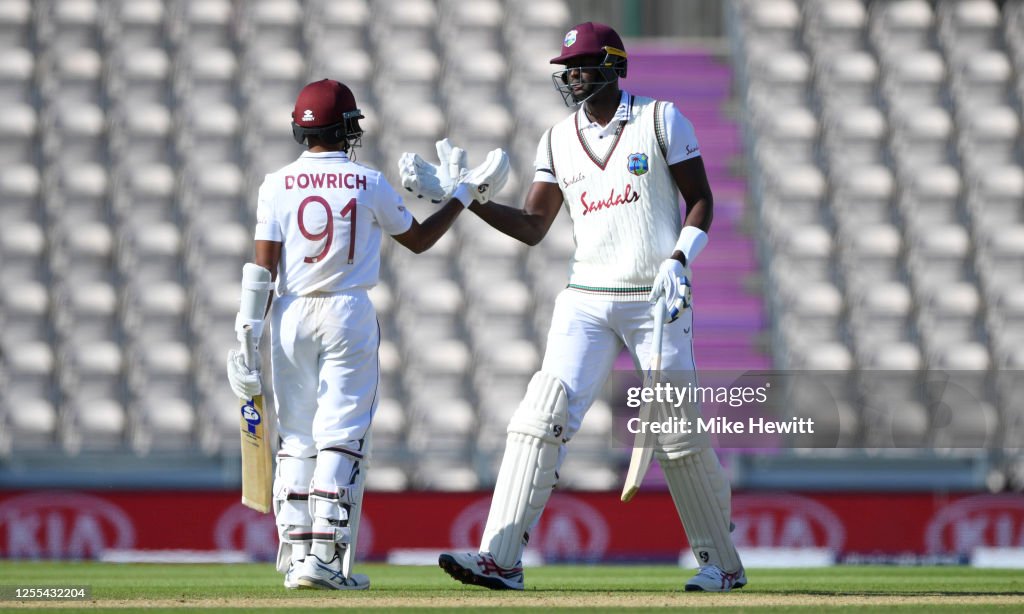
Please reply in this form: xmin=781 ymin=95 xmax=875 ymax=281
xmin=239 ymin=324 xmax=273 ymax=513
xmin=621 ymin=298 xmax=666 ymax=503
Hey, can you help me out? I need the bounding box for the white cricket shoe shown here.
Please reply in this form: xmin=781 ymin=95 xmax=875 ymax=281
xmin=438 ymin=552 xmax=524 ymax=591
xmin=295 ymin=555 xmax=370 ymax=590
xmin=684 ymin=565 xmax=747 ymax=592
xmin=283 ymin=560 xmax=302 ymax=589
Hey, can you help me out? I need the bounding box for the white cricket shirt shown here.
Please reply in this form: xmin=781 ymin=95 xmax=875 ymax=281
xmin=255 ymin=151 xmax=412 ymax=295
xmin=534 ymin=91 xmax=702 ymax=299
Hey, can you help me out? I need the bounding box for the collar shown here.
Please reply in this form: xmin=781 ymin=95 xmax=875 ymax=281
xmin=578 ymin=90 xmax=632 ymax=138
xmin=300 ymin=151 xmax=351 ymax=160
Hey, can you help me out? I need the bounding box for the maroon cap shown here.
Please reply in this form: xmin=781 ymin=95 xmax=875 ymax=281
xmin=550 ymin=22 xmax=626 ymax=65
xmin=292 ymin=79 xmax=358 ymax=128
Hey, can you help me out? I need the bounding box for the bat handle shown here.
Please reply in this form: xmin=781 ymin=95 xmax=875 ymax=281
xmin=242 ymin=324 xmax=257 ymax=371
xmin=652 ymin=297 xmax=666 ymax=367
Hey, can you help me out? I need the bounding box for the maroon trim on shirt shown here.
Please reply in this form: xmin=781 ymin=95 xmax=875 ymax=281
xmin=574 ymin=93 xmax=633 ymax=171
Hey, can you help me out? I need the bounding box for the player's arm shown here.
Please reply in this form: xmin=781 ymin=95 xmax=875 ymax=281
xmin=467 ymin=181 xmax=563 ymax=246
xmin=668 ymin=156 xmax=714 ymax=266
xmin=650 ymin=106 xmax=713 ymax=321
xmin=254 ymin=239 xmax=281 ymax=314
xmin=391 ymin=199 xmax=465 ymax=254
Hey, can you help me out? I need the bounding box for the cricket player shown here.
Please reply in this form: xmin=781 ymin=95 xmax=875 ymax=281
xmin=225 ymin=79 xmax=492 ymax=590
xmin=404 ymin=23 xmax=746 ymax=591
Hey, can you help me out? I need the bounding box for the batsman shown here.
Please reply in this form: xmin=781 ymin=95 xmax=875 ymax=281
xmin=403 ymin=22 xmax=745 ymax=591
xmin=225 ymin=79 xmax=501 ymax=590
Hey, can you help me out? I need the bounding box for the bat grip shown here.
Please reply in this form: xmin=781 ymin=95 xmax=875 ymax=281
xmin=242 ymin=324 xmax=257 ymax=371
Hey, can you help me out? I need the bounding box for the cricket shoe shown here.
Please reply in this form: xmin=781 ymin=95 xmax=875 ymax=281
xmin=684 ymin=565 xmax=747 ymax=592
xmin=295 ymin=555 xmax=370 ymax=590
xmin=438 ymin=552 xmax=524 ymax=590
xmin=283 ymin=560 xmax=302 ymax=589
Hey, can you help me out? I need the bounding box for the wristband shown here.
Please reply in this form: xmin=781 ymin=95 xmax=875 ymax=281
xmin=674 ymin=226 xmax=708 ymax=265
xmin=452 ymin=183 xmax=473 ymax=208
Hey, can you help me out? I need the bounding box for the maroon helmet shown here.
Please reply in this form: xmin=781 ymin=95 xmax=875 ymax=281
xmin=291 ymin=79 xmax=364 ymax=148
xmin=550 ymin=22 xmax=628 ymax=106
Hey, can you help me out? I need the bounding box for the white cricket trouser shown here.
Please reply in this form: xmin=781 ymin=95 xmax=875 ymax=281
xmin=541 ymin=289 xmax=698 ymax=441
xmin=270 ymin=290 xmax=379 ymax=458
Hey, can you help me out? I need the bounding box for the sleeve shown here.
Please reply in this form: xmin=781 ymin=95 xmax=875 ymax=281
xmin=371 ymin=174 xmax=414 ymax=236
xmin=532 ymin=128 xmax=558 ymax=184
xmin=663 ymin=102 xmax=702 ymax=165
xmin=254 ymin=177 xmax=283 ymax=242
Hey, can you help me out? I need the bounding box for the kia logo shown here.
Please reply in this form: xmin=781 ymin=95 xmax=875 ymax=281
xmin=925 ymin=495 xmax=1024 ymax=554
xmin=214 ymin=503 xmax=373 ymax=560
xmin=731 ymin=494 xmax=845 ymax=550
xmin=0 ymin=492 xmax=135 ymax=559
xmin=450 ymin=494 xmax=609 ymax=562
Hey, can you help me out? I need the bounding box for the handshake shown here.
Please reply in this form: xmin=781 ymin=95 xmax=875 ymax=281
xmin=398 ymin=139 xmax=510 ymax=206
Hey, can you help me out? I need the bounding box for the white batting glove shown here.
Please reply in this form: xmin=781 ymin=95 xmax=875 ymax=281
xmin=226 ymin=348 xmax=262 ymax=399
xmin=457 ymin=148 xmax=510 ymax=204
xmin=648 ymin=258 xmax=692 ymax=323
xmin=398 ymin=138 xmax=466 ymax=203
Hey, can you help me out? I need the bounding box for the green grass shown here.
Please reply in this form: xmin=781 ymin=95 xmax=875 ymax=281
xmin=0 ymin=562 xmax=1021 ymax=612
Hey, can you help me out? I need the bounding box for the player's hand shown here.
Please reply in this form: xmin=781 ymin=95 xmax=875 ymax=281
xmin=649 ymin=258 xmax=692 ymax=322
xmin=457 ymin=148 xmax=510 ymax=204
xmin=398 ymin=138 xmax=466 ymax=203
xmin=226 ymin=348 xmax=262 ymax=399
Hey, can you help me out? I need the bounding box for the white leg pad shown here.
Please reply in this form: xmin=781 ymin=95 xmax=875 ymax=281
xmin=342 ymin=433 xmax=370 ymax=578
xmin=659 ymin=447 xmax=742 ymax=573
xmin=273 ymin=455 xmax=316 ymax=573
xmin=309 ymin=449 xmax=359 ymax=564
xmin=480 ymin=371 xmax=568 ymax=568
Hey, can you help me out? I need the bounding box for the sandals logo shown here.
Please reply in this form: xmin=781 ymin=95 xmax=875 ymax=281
xmin=579 ymin=184 xmax=640 ymax=215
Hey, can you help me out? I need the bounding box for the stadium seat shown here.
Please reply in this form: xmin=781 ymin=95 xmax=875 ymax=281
xmin=53 ymin=279 xmax=119 ymax=343
xmin=168 ymin=0 xmax=234 ymax=51
xmin=101 ymin=0 xmax=166 ymax=52
xmin=364 ymin=463 xmax=410 ymax=492
xmin=0 ymin=47 xmax=33 ymax=104
xmin=804 ymin=0 xmax=868 ymax=53
xmin=122 ymin=280 xmax=189 ymax=343
xmin=958 ymin=105 xmax=1020 ymax=169
xmin=109 ymin=102 xmax=174 ymax=167
xmin=130 ymin=394 xmax=197 ymax=454
xmin=37 ymin=0 xmax=101 ymax=53
xmin=112 ymin=162 xmax=177 ymax=226
xmin=41 ymin=101 xmax=106 ymax=166
xmin=0 ymin=219 xmax=46 ymax=283
xmin=0 ymin=102 xmax=36 ymax=165
xmin=0 ymin=338 xmax=55 ymax=401
xmin=882 ymin=51 xmax=949 ymax=111
xmin=0 ymin=0 xmax=31 ymax=50
xmin=51 ymin=220 xmax=115 ymax=282
xmin=39 ymin=47 xmax=103 ymax=106
xmin=937 ymin=0 xmax=1002 ymax=56
xmin=172 ymin=46 xmax=239 ymax=106
xmin=60 ymin=383 xmax=126 ymax=450
xmin=0 ymin=164 xmax=41 ymax=224
xmin=815 ymin=51 xmax=881 ymax=108
xmin=869 ymin=0 xmax=936 ymax=57
xmin=237 ymin=0 xmax=304 ymax=53
xmin=0 ymin=397 xmax=58 ymax=453
xmin=0 ymin=279 xmax=50 ymax=344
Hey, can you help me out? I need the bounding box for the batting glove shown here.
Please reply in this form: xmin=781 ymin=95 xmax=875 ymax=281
xmin=648 ymin=258 xmax=692 ymax=323
xmin=398 ymin=138 xmax=466 ymax=203
xmin=226 ymin=348 xmax=262 ymax=399
xmin=457 ymin=148 xmax=510 ymax=204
